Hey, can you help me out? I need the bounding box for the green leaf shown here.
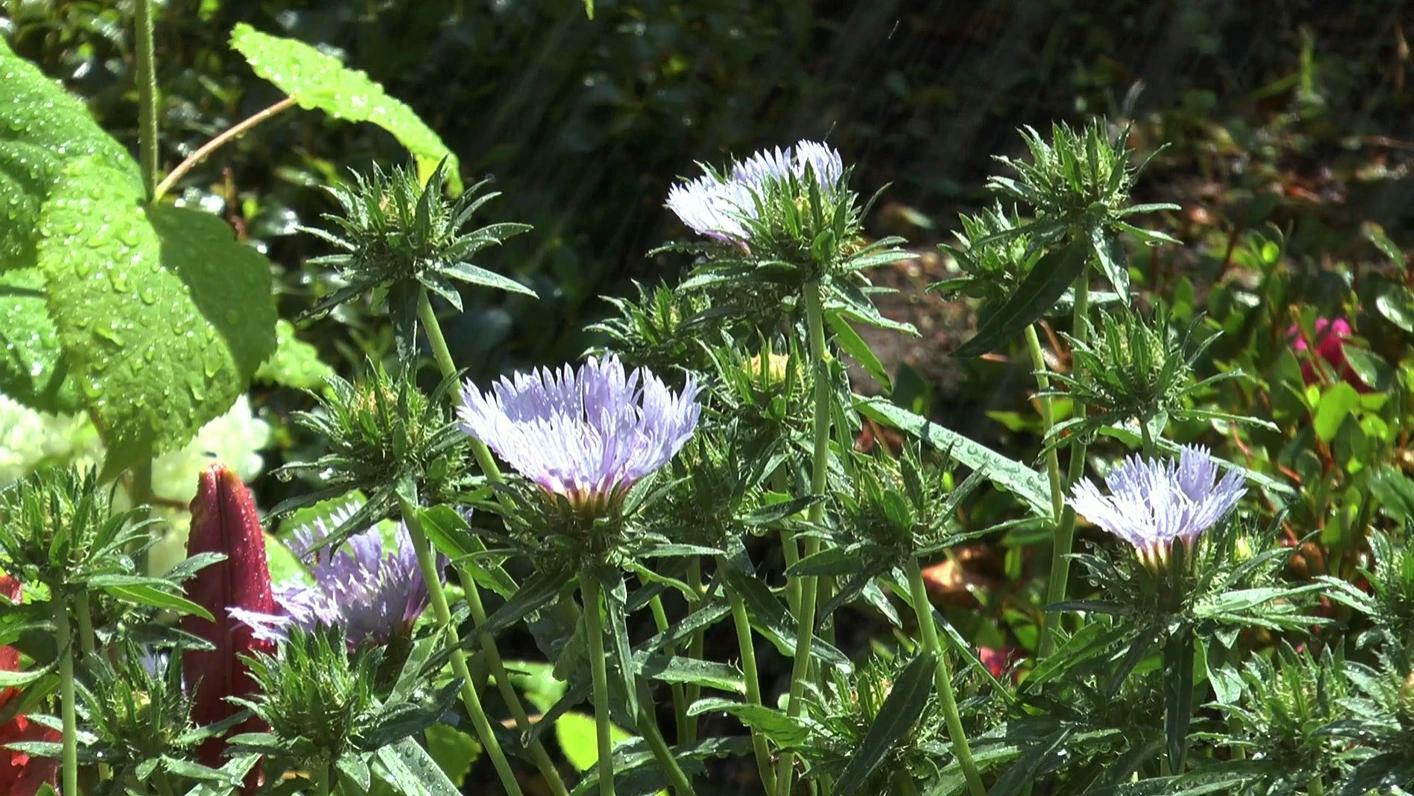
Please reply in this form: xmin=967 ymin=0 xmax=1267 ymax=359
xmin=687 ymin=698 xmax=813 ymax=747
xmin=834 ymin=650 xmax=935 ymax=796
xmin=825 ymin=310 xmax=891 ymax=390
xmin=373 ymin=737 xmax=461 ymax=796
xmin=0 ymin=37 xmax=141 ymax=272
xmin=102 ymin=583 xmax=215 ymax=621
xmin=639 ymin=655 xmax=745 ymax=695
xmin=230 ymin=24 xmax=461 ymax=192
xmin=264 ymin=531 xmax=313 ymax=587
xmin=556 ymin=711 xmax=634 ymax=772
xmin=35 ymin=160 xmax=277 ymax=474
xmin=254 ymin=319 xmax=333 ymax=388
xmin=856 ymin=397 xmax=1051 ymax=517
xmin=1313 ymin=381 xmax=1359 ymax=442
xmin=1375 ymin=281 xmax=1414 ymax=334
xmin=1091 ymin=228 xmax=1130 ymax=302
xmin=0 ymin=267 xmax=79 ymax=412
xmin=953 ymin=240 xmax=1089 ymax=357
xmin=424 ymin=725 xmax=481 ymax=787
xmin=1163 ymin=631 xmax=1195 ymax=773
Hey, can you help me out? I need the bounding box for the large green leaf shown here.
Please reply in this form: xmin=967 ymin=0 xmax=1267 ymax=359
xmin=953 ymin=240 xmax=1088 ymax=357
xmin=35 ymin=159 xmax=277 ymax=473
xmin=0 ymin=267 xmax=80 ymax=412
xmin=230 ymin=24 xmax=461 ymax=191
xmin=0 ymin=38 xmax=140 ymax=272
xmin=856 ymin=397 xmax=1052 ymax=517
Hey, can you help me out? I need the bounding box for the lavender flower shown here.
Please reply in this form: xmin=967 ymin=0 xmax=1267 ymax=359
xmin=232 ymin=504 xmax=434 ymax=646
xmin=1068 ymin=446 xmax=1245 ymax=563
xmin=666 ymin=140 xmax=845 ymax=243
xmin=458 ymin=356 xmax=701 ymax=512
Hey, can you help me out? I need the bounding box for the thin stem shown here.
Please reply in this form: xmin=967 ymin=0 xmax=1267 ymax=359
xmin=774 ymin=280 xmax=832 ymax=796
xmin=722 ymin=558 xmax=777 ymax=793
xmin=417 ymin=290 xmax=508 ymax=487
xmin=906 ymin=559 xmax=985 ymax=796
xmin=313 ymin=761 xmax=332 ymax=796
xmin=75 ymin=590 xmax=96 ymax=656
xmin=400 ymin=496 xmax=524 ymax=796
xmin=134 ymin=0 xmax=159 ymax=199
xmin=649 ymin=595 xmax=690 ymax=743
xmin=1024 ymin=324 xmax=1065 ymax=523
xmin=1139 ymin=418 xmax=1158 ymax=458
xmin=457 ymin=569 xmax=570 ymax=796
xmin=637 ymin=701 xmax=697 ymax=796
xmin=580 ymin=570 xmax=617 ymax=796
xmin=153 ymin=97 xmax=296 ymax=202
xmin=54 ymin=593 xmax=79 ymax=796
xmin=1041 ymin=271 xmax=1090 ymax=657
xmin=683 ymin=558 xmax=704 ymax=745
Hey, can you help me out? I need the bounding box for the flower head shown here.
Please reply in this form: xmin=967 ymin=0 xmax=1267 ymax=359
xmin=666 ymin=140 xmax=844 ymax=244
xmin=231 ymin=504 xmax=433 ymax=647
xmin=458 ymin=356 xmax=701 ymax=512
xmin=1068 ymin=446 xmax=1245 ymax=565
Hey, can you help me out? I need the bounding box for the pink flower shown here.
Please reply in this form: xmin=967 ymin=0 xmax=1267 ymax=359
xmin=978 ymin=645 xmax=1021 ymax=682
xmin=1288 ymin=317 xmax=1369 ymax=392
xmin=181 ymin=466 xmax=276 ymax=783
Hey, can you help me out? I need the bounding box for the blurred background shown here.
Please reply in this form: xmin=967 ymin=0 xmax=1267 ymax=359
xmin=2 ymin=2 xmax=1410 ymax=788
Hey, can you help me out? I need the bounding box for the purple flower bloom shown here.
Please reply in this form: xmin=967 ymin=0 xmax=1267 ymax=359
xmin=1068 ymin=446 xmax=1245 ymax=563
xmin=666 ymin=140 xmax=845 ymax=243
xmin=231 ymin=504 xmax=434 ymax=647
xmin=458 ymin=356 xmax=701 ymax=511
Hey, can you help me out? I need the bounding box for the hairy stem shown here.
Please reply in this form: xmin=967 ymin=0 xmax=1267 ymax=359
xmin=1041 ymin=271 xmax=1090 ymax=657
xmin=580 ymin=571 xmax=617 ymax=796
xmin=134 ymin=0 xmax=159 ymax=199
xmin=775 ymin=280 xmax=832 ymax=796
xmin=153 ymin=97 xmax=296 ymax=201
xmin=54 ymin=594 xmax=79 ymax=796
xmin=400 ymin=495 xmax=523 ymax=796
xmin=722 ymin=558 xmax=777 ymax=793
xmin=906 ymin=559 xmax=985 ymax=796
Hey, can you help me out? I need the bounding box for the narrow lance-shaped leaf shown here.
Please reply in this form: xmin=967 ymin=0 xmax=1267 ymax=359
xmin=834 ymin=650 xmax=936 ymax=796
xmin=953 ymin=240 xmax=1089 ymax=357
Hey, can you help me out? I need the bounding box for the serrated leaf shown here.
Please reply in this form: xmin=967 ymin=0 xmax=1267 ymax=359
xmin=687 ymin=698 xmax=813 ymax=747
xmin=254 ymin=319 xmax=333 ymax=388
xmin=834 ymin=650 xmax=935 ymax=796
xmin=374 ymin=737 xmax=461 ymax=796
xmin=856 ymin=397 xmax=1051 ymax=517
xmin=953 ymin=240 xmax=1089 ymax=357
xmin=230 ymin=24 xmax=461 ymax=192
xmin=0 ymin=267 xmax=79 ymax=412
xmin=0 ymin=37 xmax=141 ymax=272
xmin=35 ymin=160 xmax=276 ymax=474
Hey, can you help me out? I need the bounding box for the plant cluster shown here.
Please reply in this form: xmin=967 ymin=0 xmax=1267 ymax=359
xmin=1 ymin=6 xmax=1411 ymax=796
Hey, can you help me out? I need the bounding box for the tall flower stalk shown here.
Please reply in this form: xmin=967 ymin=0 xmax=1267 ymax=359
xmin=417 ymin=288 xmax=570 ymax=796
xmin=1042 ymin=270 xmax=1089 ymax=656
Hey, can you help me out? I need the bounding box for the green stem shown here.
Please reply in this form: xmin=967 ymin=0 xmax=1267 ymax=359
xmin=1024 ymin=325 xmax=1065 ymax=523
xmin=906 ymin=559 xmax=985 ymax=796
xmin=54 ymin=593 xmax=79 ymax=796
xmin=134 ymin=0 xmax=159 ymax=199
xmin=400 ymin=496 xmax=524 ymax=796
xmin=75 ymin=590 xmax=96 ymax=656
xmin=1139 ymin=418 xmax=1158 ymax=458
xmin=894 ymin=767 xmax=922 ymax=796
xmin=580 ymin=571 xmax=617 ymax=796
xmin=417 ymin=290 xmax=507 ymax=487
xmin=683 ymin=558 xmax=704 ymax=745
xmin=1309 ymin=776 xmax=1325 ymax=796
xmin=722 ymin=558 xmax=777 ymax=794
xmin=154 ymin=772 xmax=178 ymax=796
xmin=1041 ymin=271 xmax=1090 ymax=658
xmin=415 ymin=288 xmax=568 ymax=794
xmin=774 ymin=281 xmax=832 ymax=796
xmin=457 ymin=568 xmax=570 ymax=796
xmin=649 ymin=595 xmax=690 ymax=743
xmin=312 ymin=760 xmax=332 ymax=796
xmin=637 ymin=701 xmax=697 ymax=796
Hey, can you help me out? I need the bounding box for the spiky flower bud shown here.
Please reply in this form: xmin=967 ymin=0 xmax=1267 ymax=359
xmin=277 ymin=365 xmax=469 ymax=546
xmin=302 ymin=161 xmax=534 ymax=357
xmin=587 ymin=282 xmax=713 ymax=377
xmin=932 ymin=205 xmax=1037 ymax=305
